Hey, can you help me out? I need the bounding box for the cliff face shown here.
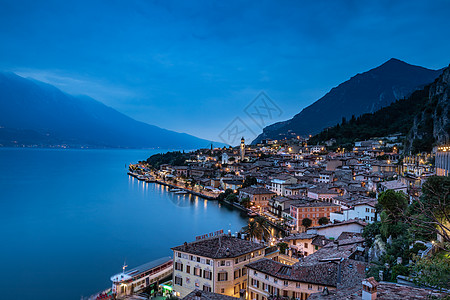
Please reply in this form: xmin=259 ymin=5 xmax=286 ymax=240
xmin=406 ymin=65 xmax=450 ymax=153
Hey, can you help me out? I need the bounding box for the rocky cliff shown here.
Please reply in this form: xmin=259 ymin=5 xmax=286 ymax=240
xmin=406 ymin=65 xmax=450 ymax=153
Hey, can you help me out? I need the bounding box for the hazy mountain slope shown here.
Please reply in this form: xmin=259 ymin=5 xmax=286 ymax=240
xmin=0 ymin=72 xmax=219 ymax=149
xmin=252 ymin=58 xmax=443 ymax=144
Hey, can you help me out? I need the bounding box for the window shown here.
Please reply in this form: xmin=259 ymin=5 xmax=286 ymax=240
xmin=220 ymin=260 xmax=226 ymax=266
xmin=197 ymin=257 xmax=201 ymax=262
xmin=308 ymin=284 xmax=313 ymax=290
xmin=186 ymin=265 xmax=190 ymax=274
xmin=190 ymin=255 xmax=193 ymax=261
xmin=226 ymin=261 xmax=231 ymax=266
xmin=242 ymin=268 xmax=247 ymax=276
xmin=284 ymin=280 xmax=288 ymax=286
xmin=296 ymin=283 xmax=301 ymax=288
xmin=203 ymin=285 xmax=211 ymax=292
xmin=318 ymin=286 xmax=322 ymax=291
xmin=221 ymin=288 xmax=225 ymax=293
xmin=234 ymin=269 xmax=241 ymax=279
xmin=175 ymin=262 xmax=183 ymax=271
xmin=218 ymin=272 xmax=228 ymax=281
xmin=177 ymin=252 xmax=181 ymax=258
xmin=206 ymin=259 xmax=211 ymax=265
xmin=283 ymin=290 xmax=288 ymax=297
xmin=203 ymin=270 xmax=212 ymax=280
xmin=234 ymin=284 xmax=241 ymax=294
xmin=175 ymin=276 xmax=182 ymax=286
xmin=304 ymin=243 xmax=308 ymax=248
xmin=315 ymin=245 xmax=318 ymax=250
xmin=195 ymin=282 xmax=200 ymax=288
xmin=265 ymin=275 xmax=269 ymax=280
xmin=274 ymin=279 xmax=277 ymax=284
xmin=194 ymin=267 xmax=202 ymax=277
xmin=235 ymin=258 xmax=239 ymax=264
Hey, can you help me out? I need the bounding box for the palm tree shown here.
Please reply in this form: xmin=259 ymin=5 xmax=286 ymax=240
xmin=244 ymin=220 xmax=261 ymax=242
xmin=255 ymin=216 xmax=272 ymax=242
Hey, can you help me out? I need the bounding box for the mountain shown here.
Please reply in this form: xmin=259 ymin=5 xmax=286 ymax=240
xmin=0 ymin=72 xmax=221 ymax=149
xmin=252 ymin=58 xmax=443 ymax=144
xmin=406 ymin=64 xmax=450 ymax=153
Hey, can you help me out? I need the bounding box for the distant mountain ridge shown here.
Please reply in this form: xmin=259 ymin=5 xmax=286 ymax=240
xmin=0 ymin=72 xmax=221 ymax=149
xmin=252 ymin=58 xmax=443 ymax=144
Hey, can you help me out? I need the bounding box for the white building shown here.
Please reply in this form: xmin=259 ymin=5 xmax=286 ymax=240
xmin=269 ymin=175 xmax=298 ymax=196
xmin=306 ymin=219 xmax=367 ymax=240
xmin=330 ymin=201 xmax=379 ymax=223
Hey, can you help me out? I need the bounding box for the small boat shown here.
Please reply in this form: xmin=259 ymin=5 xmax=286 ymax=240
xmin=175 ymin=191 xmax=188 ymax=194
xmin=169 ymin=188 xmax=181 ymax=192
xmin=248 ymin=212 xmax=258 ymax=217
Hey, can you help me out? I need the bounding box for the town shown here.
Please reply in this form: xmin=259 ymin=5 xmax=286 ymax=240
xmin=104 ymin=135 xmax=450 ymax=300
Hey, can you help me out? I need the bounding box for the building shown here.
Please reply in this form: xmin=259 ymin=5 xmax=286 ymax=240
xmin=436 ymin=145 xmax=450 ymax=176
xmin=239 ymin=187 xmax=276 ymax=211
xmin=307 ymin=188 xmax=340 ymax=204
xmin=290 ymin=201 xmax=341 ymax=232
xmin=308 ymin=277 xmax=449 ymax=300
xmin=246 ymin=257 xmax=366 ymax=300
xmin=330 ymin=200 xmax=379 ymax=223
xmin=240 ymin=137 xmax=245 ymax=161
xmin=306 ymin=219 xmax=367 ymax=240
xmin=377 ymin=180 xmax=407 ymax=194
xmin=269 ymin=175 xmax=298 ymax=195
xmin=110 ymin=257 xmax=173 ymax=298
xmin=183 ymin=290 xmax=241 ymax=300
xmin=282 ymin=233 xmax=330 ymax=257
xmin=171 ymin=234 xmax=265 ymax=298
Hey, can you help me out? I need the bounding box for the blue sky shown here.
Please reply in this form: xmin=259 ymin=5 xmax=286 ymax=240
xmin=1 ymin=0 xmax=450 ymax=142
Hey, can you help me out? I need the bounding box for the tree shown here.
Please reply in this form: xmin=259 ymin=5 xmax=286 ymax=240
xmin=225 ymin=193 xmax=238 ymax=203
xmin=318 ymin=217 xmax=329 ymax=225
xmin=255 ymin=216 xmax=271 ymax=241
xmin=378 ymin=190 xmax=408 ymax=239
xmin=412 ymin=255 xmax=450 ymax=290
xmin=407 ymin=176 xmax=450 ymax=243
xmin=277 ymin=242 xmax=289 ymax=254
xmin=241 ymin=197 xmax=251 ymax=209
xmin=302 ymin=218 xmax=312 ymax=229
xmin=244 ymin=220 xmax=261 ymax=242
xmin=243 ymin=176 xmax=258 ymax=188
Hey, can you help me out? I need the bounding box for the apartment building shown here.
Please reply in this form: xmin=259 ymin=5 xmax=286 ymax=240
xmin=171 ymin=234 xmax=265 ymax=298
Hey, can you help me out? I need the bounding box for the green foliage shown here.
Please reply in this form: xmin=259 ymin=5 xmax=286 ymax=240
xmin=318 ymin=217 xmax=329 ymax=225
xmin=243 ymin=176 xmax=258 ymax=188
xmin=378 ymin=190 xmax=408 ymax=220
xmin=240 ymin=197 xmax=251 ymax=209
xmin=146 ymin=151 xmax=190 ymax=169
xmin=412 ymin=256 xmax=450 ymax=290
xmin=302 ymin=218 xmax=312 ymax=229
xmin=225 ymin=193 xmax=238 ymax=203
xmin=362 ymin=222 xmax=381 ymax=247
xmin=277 ymin=242 xmax=289 ymax=254
xmin=308 ymin=87 xmax=430 ymax=150
xmin=390 ymin=264 xmax=410 ymax=281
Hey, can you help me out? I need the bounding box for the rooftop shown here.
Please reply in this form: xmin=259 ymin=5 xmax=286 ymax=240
xmin=183 ymin=290 xmax=239 ymax=300
xmin=172 ymin=235 xmax=265 ymax=259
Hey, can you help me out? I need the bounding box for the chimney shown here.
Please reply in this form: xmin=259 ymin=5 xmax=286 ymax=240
xmin=362 ymin=277 xmax=379 ymax=300
xmin=226 ymin=248 xmax=230 ymax=256
xmin=194 ymin=290 xmax=202 ymax=300
xmin=184 ymin=241 xmax=188 ymax=250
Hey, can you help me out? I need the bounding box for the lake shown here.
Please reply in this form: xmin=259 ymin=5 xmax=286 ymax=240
xmin=0 ymin=148 xmax=248 ymax=300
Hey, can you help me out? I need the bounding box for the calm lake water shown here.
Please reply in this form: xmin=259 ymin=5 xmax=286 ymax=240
xmin=0 ymin=148 xmax=248 ymax=300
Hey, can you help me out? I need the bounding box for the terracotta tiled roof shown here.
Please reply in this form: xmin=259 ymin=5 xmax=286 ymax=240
xmin=183 ymin=290 xmax=239 ymax=300
xmin=172 ymin=235 xmax=265 ymax=259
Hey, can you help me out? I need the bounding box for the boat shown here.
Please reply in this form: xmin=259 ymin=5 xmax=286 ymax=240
xmin=110 ymin=257 xmax=173 ymax=298
xmin=169 ymin=188 xmax=181 ymax=192
xmin=174 ymin=191 xmax=188 ymax=194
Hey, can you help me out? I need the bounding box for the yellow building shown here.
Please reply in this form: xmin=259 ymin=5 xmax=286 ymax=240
xmin=171 ymin=234 xmax=265 ymax=298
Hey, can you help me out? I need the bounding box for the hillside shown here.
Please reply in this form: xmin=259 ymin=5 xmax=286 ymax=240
xmin=252 ymin=58 xmax=443 ymax=144
xmin=309 ymin=64 xmax=450 ymax=154
xmin=308 ymin=86 xmax=430 ymax=150
xmin=0 ymin=72 xmax=221 ymax=149
xmin=406 ymin=65 xmax=450 ymax=152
